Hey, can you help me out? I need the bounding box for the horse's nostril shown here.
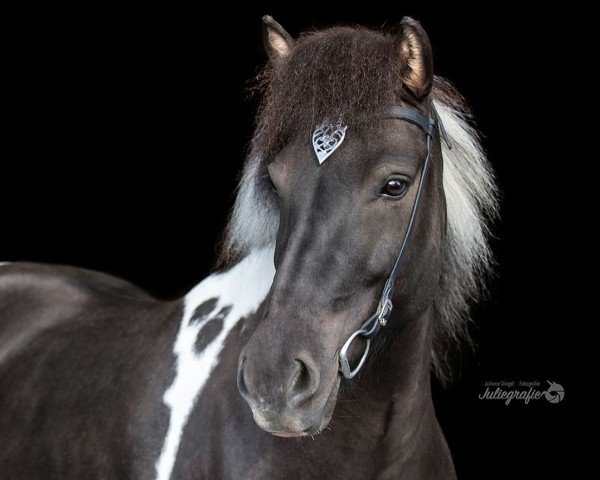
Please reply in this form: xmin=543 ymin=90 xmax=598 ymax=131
xmin=238 ymin=352 xmax=320 ymax=410
xmin=287 ymin=358 xmax=319 ymax=405
xmin=289 ymin=360 xmax=307 ymax=394
xmin=237 ymin=357 xmax=250 ymax=398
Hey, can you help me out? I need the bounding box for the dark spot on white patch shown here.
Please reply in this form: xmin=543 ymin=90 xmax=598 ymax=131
xmin=195 ymin=319 xmax=224 ymax=353
xmin=194 ymin=306 xmax=232 ymax=353
xmin=189 ymin=298 xmax=218 ymax=326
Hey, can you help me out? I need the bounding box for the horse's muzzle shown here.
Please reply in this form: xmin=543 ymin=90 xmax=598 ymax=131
xmin=237 ymin=350 xmax=339 ymax=436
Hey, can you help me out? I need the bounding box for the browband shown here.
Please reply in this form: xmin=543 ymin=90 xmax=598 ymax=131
xmin=388 ymin=105 xmax=453 ymax=149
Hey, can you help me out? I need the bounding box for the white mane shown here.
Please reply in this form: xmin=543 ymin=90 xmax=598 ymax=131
xmin=429 ymin=80 xmax=498 ymax=380
xmin=223 ymin=79 xmax=498 ymax=381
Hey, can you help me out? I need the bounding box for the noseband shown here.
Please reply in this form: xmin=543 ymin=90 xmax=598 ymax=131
xmin=338 ymin=105 xmax=452 ymax=379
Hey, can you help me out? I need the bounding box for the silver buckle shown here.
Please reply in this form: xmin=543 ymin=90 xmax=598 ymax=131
xmin=376 ymin=299 xmax=393 ymax=326
xmin=338 ymin=329 xmax=370 ymax=379
xmin=338 ymin=299 xmax=393 ymax=379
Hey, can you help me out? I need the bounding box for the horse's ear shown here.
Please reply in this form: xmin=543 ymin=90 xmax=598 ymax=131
xmin=396 ymin=17 xmax=434 ymax=100
xmin=262 ymin=15 xmax=293 ymax=60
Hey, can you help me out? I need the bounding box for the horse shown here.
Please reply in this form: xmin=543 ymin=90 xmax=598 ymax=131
xmin=0 ymin=16 xmax=497 ymax=480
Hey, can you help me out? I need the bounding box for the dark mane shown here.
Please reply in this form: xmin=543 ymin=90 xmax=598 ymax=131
xmin=254 ymin=27 xmax=409 ymax=157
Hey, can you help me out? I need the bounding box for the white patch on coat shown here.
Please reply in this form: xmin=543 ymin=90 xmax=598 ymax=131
xmin=0 ymin=262 xmax=10 ymax=267
xmin=155 ymin=247 xmax=275 ymax=480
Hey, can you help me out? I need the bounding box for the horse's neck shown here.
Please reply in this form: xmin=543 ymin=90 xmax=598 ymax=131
xmin=374 ymin=307 xmax=434 ymax=401
xmin=156 ymin=248 xmax=275 ymax=480
xmin=169 ymin=245 xmax=276 ymax=409
xmin=184 ymin=247 xmax=275 ymax=316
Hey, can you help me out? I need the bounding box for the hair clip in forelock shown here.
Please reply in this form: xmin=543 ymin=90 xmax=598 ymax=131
xmin=312 ymin=116 xmax=348 ymax=165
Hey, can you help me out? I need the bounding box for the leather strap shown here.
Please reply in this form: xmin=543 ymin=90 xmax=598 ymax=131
xmin=388 ymin=107 xmax=436 ymax=138
xmin=338 ymin=103 xmax=452 ymax=379
xmin=363 ymin=108 xmax=435 ymax=339
xmin=388 ymin=105 xmax=452 ymax=149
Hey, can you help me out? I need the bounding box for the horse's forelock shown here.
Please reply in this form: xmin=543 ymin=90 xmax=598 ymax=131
xmin=252 ymin=27 xmax=405 ymax=158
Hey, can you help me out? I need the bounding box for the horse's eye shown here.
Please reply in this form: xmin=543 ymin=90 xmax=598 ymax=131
xmin=380 ymin=178 xmax=409 ymax=199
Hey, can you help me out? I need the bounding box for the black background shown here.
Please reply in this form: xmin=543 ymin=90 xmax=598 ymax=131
xmin=3 ymin=4 xmax=574 ymax=479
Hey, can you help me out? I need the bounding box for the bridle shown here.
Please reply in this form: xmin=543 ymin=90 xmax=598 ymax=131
xmin=338 ymin=104 xmax=452 ymax=379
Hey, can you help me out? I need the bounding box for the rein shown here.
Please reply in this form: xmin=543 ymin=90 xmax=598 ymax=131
xmin=338 ymin=105 xmax=452 ymax=379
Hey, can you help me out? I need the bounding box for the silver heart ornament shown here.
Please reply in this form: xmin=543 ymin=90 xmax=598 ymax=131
xmin=312 ymin=118 xmax=348 ymax=165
